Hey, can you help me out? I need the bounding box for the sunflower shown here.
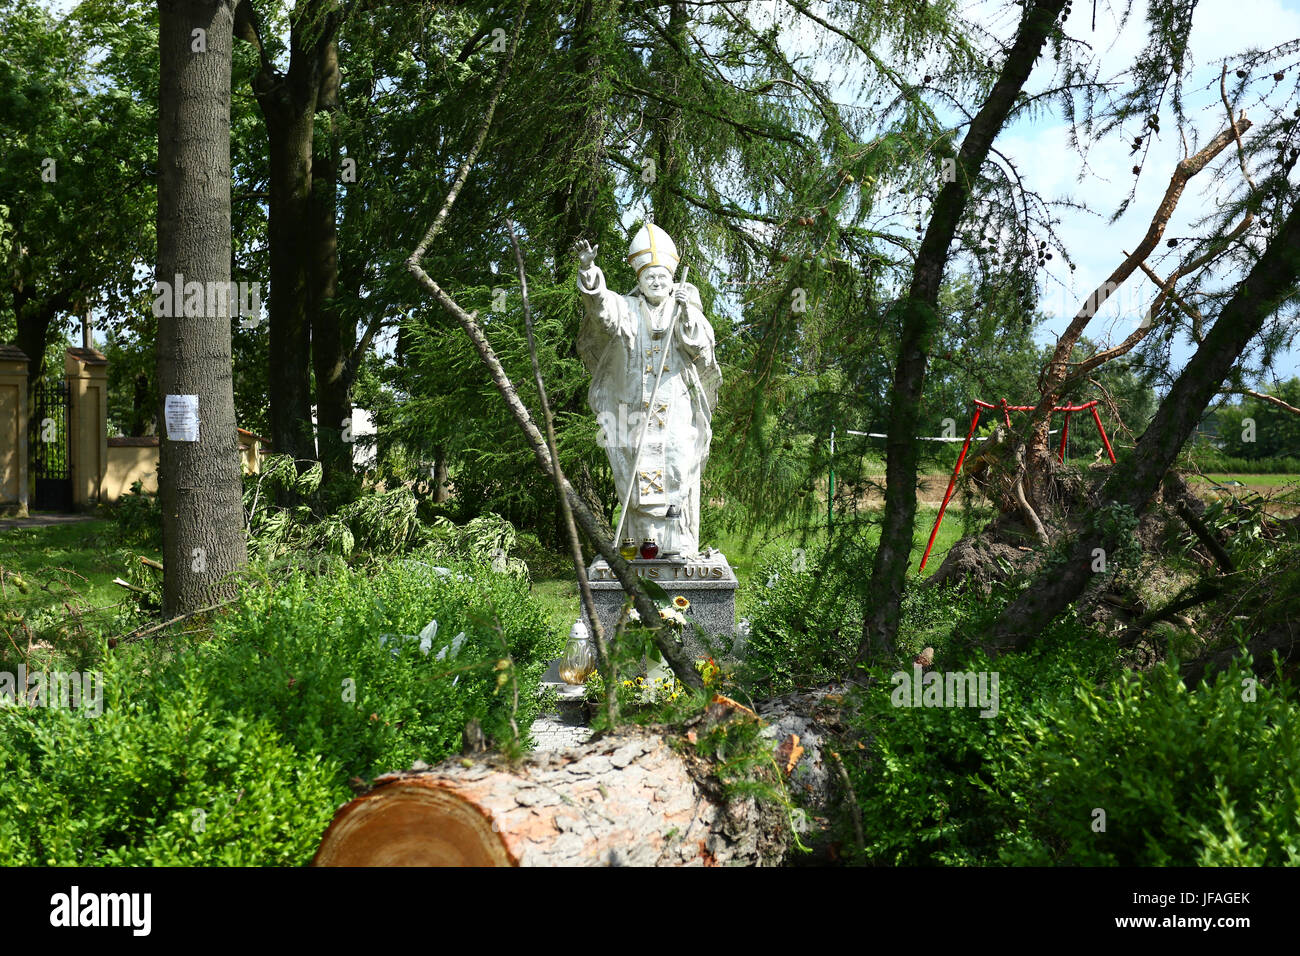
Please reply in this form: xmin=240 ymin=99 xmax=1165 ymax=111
xmin=673 ymin=596 xmax=691 ymax=610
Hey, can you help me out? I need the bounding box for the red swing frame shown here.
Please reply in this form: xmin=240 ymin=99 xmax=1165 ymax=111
xmin=918 ymin=398 xmax=1117 ymax=571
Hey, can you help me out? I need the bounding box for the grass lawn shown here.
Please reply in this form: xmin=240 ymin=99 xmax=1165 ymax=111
xmin=525 ymin=504 xmax=978 ymax=634
xmin=0 ymin=505 xmax=979 ymax=659
xmin=0 ymin=518 xmax=158 ymax=644
xmin=1188 ymin=473 xmax=1300 ymax=487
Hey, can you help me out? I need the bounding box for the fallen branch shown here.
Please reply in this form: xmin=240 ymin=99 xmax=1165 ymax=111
xmin=117 ymin=599 xmax=238 ymax=644
xmin=1242 ymin=388 xmax=1300 ymax=416
xmin=508 ymin=217 xmax=616 ymax=721
xmin=1028 ymin=120 xmax=1251 ymax=447
xmin=1117 ymin=577 xmax=1231 ymax=647
xmin=1175 ymin=500 xmax=1235 ymax=574
xmin=827 ymin=749 xmax=864 ymax=855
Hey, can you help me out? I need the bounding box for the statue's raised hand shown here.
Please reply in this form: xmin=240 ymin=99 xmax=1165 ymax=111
xmin=574 ymin=239 xmax=599 ymax=271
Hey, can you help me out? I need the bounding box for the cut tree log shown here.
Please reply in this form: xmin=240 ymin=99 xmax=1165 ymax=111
xmin=314 ymin=716 xmax=792 ymax=866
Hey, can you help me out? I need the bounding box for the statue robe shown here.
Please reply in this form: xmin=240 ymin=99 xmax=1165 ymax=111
xmin=576 ymin=265 xmax=721 ymax=557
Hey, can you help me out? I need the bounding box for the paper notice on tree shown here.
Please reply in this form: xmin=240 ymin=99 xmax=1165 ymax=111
xmin=165 ymin=394 xmax=199 ymax=442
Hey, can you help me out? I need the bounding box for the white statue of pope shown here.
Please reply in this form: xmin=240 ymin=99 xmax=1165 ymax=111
xmin=574 ymin=223 xmax=721 ymax=558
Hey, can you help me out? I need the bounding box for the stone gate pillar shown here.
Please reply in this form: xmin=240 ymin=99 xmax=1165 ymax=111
xmin=65 ymin=346 xmax=109 ymax=510
xmin=0 ymin=345 xmax=30 ymax=517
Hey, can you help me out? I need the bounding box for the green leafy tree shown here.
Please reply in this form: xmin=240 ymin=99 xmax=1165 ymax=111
xmin=1215 ymin=378 xmax=1300 ymax=460
xmin=0 ymin=0 xmax=155 ymax=385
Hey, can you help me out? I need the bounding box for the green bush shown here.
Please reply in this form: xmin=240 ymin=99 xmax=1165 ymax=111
xmin=841 ymin=617 xmax=1118 ymax=865
xmin=179 ymin=556 xmax=551 ymax=778
xmin=109 ymin=480 xmax=162 ymax=549
xmin=0 ymin=677 xmax=339 ymax=866
xmin=840 ymin=618 xmax=1300 ymax=866
xmin=739 ymin=544 xmax=865 ymax=696
xmin=990 ymin=658 xmax=1300 ymax=865
xmin=0 ymin=556 xmax=556 ymax=865
xmin=740 ymin=544 xmax=1003 ymax=697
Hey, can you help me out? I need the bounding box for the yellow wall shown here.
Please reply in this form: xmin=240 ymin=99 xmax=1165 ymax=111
xmin=0 ymin=356 xmax=27 ymax=515
xmin=105 ymin=444 xmax=161 ymax=499
xmin=65 ymin=349 xmax=108 ymax=508
xmin=102 ymin=436 xmax=262 ymax=502
xmin=0 ymin=381 xmax=21 ymax=508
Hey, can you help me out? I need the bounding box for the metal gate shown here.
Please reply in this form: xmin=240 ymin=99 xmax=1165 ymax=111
xmin=29 ymin=380 xmax=72 ymax=511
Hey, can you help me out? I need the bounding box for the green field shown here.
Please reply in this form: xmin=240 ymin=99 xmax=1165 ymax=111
xmin=1189 ymin=473 xmax=1300 ymax=487
xmin=1 ymin=519 xmax=141 ymax=612
xmin=528 ymin=505 xmax=976 ymax=631
xmin=2 ymin=507 xmax=976 ymax=649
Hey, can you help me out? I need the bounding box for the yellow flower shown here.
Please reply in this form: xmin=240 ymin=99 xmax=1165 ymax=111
xmin=673 ymin=596 xmax=690 ymax=610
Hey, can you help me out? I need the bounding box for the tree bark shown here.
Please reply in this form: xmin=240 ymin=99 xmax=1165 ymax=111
xmin=155 ymin=0 xmax=248 ymax=616
xmin=859 ymin=0 xmax=1068 ymax=661
xmin=310 ymin=33 xmax=354 ymax=489
xmin=989 ymin=197 xmax=1300 ymax=650
xmin=432 ymin=442 xmax=449 ymax=501
xmin=239 ymin=0 xmax=344 ymax=466
xmin=264 ymin=97 xmax=317 ymax=464
xmin=312 ymin=727 xmax=789 ymax=866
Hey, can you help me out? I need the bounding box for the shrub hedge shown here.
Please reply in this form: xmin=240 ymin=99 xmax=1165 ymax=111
xmin=0 ymin=555 xmax=554 ymax=865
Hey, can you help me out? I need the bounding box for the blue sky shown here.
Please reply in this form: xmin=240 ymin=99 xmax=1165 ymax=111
xmin=993 ymin=0 xmax=1300 ymax=388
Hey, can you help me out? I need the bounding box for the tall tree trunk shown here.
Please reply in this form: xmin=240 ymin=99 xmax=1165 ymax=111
xmin=859 ymin=0 xmax=1068 ymax=661
xmin=311 ymin=34 xmax=353 ymax=490
xmin=989 ymin=197 xmax=1300 ymax=650
xmin=432 ymin=442 xmax=448 ymax=501
xmin=265 ymin=101 xmax=317 ymax=463
xmin=239 ymin=0 xmax=343 ymax=467
xmin=156 ymin=0 xmax=248 ymax=616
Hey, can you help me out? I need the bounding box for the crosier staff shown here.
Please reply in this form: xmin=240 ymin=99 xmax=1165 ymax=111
xmin=611 ymin=265 xmax=690 ymax=550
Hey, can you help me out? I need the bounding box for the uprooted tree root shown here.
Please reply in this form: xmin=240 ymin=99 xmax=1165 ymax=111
xmin=924 ymin=450 xmax=1299 ymax=679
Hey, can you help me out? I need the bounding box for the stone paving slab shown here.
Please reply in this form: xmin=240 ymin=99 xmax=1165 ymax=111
xmin=0 ymin=513 xmax=97 ymax=530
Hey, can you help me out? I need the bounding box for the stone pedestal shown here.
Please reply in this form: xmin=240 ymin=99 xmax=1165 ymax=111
xmin=586 ymin=552 xmax=738 ymax=661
